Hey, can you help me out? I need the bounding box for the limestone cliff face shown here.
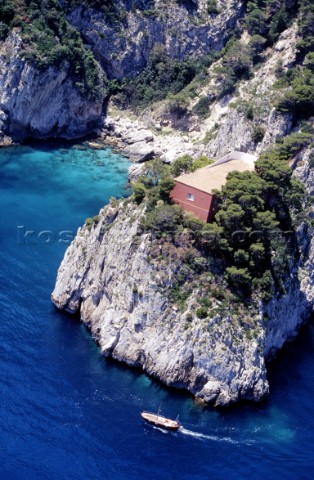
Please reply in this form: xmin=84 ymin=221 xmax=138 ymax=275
xmin=0 ymin=33 xmax=106 ymax=141
xmin=67 ymin=0 xmax=244 ymax=79
xmin=51 ymin=202 xmax=268 ymax=406
xmin=51 ymin=149 xmax=314 ymax=406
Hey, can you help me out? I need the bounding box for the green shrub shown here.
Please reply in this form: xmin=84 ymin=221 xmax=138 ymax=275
xmin=276 ymin=67 xmax=314 ymax=118
xmin=246 ymin=8 xmax=268 ymax=36
xmin=245 ymin=103 xmax=254 ymax=120
xmin=0 ymin=22 xmax=9 ymax=40
xmin=252 ymin=270 xmax=274 ymax=301
xmin=214 ymin=65 xmax=237 ymax=96
xmin=190 ymin=156 xmax=214 ymax=171
xmin=132 ymin=182 xmax=147 ymax=204
xmin=249 ymin=243 xmax=265 ymax=267
xmin=207 ymin=0 xmax=219 ymax=14
xmin=268 ymin=7 xmax=289 ymax=43
xmin=193 ymin=96 xmax=212 ymax=118
xmin=248 ymin=35 xmax=267 ymax=62
xmin=186 ymin=313 xmax=193 ymax=322
xmin=304 ymin=52 xmax=314 ymax=72
xmin=252 ymin=125 xmax=265 ymax=144
xmin=142 ymin=204 xmax=183 ymax=237
xmin=222 ymin=40 xmax=252 ymax=80
xmin=226 ymin=267 xmax=252 ymax=289
xmin=168 ymin=94 xmax=189 ymax=117
xmin=196 ymin=306 xmax=208 ymax=319
xmin=159 ymin=177 xmax=176 ymax=201
xmin=0 ymin=0 xmax=15 ymax=23
xmin=171 ymin=154 xmax=194 ymax=177
xmin=184 ymin=213 xmax=205 ymax=232
xmin=297 ymin=0 xmax=314 ymax=56
xmin=210 ymin=286 xmax=226 ymax=300
xmin=85 ymin=217 xmax=94 ymax=230
xmin=234 ymin=249 xmax=250 ymax=266
xmin=199 ymin=297 xmax=213 ymax=308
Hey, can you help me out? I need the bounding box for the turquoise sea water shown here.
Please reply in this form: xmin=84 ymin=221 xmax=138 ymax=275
xmin=0 ymin=144 xmax=314 ymax=479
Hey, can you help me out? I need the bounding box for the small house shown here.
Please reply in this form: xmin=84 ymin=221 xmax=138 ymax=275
xmin=170 ymin=151 xmax=257 ymax=222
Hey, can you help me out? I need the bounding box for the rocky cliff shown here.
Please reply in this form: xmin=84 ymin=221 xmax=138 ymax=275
xmin=51 ymin=202 xmax=268 ymax=406
xmin=92 ymin=21 xmax=300 ymax=168
xmin=0 ymin=0 xmax=243 ymax=142
xmin=67 ymin=0 xmax=243 ymax=79
xmin=51 ymin=146 xmax=314 ymax=405
xmin=0 ymin=32 xmax=106 ymax=142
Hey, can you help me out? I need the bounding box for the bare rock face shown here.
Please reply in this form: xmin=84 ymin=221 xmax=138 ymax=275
xmin=67 ymin=0 xmax=244 ymax=79
xmin=0 ymin=33 xmax=106 ymax=141
xmin=51 ymin=202 xmax=268 ymax=406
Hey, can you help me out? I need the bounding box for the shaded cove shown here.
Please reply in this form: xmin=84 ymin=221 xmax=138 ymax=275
xmin=0 ymin=144 xmax=313 ymax=480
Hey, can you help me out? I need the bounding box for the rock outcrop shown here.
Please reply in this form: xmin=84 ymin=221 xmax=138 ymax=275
xmin=51 ymin=202 xmax=268 ymax=406
xmin=102 ymin=114 xmax=200 ymax=164
xmin=0 ymin=32 xmax=106 ymax=141
xmin=51 ymin=148 xmax=314 ymax=405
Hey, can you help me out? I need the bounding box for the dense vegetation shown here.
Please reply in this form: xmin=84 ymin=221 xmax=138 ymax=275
xmin=244 ymin=0 xmax=297 ymax=45
xmin=113 ymin=45 xmax=216 ymax=110
xmin=275 ymin=0 xmax=314 ymax=119
xmin=131 ymin=131 xmax=312 ymax=307
xmin=0 ymin=0 xmax=15 ymax=40
xmin=212 ymin=131 xmax=312 ymax=298
xmin=0 ymin=0 xmax=105 ymax=99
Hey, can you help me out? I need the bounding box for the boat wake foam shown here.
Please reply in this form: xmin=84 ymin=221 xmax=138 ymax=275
xmin=180 ymin=427 xmax=240 ymax=444
xmin=150 ymin=425 xmax=172 ymax=434
xmin=148 ymin=424 xmax=255 ymax=445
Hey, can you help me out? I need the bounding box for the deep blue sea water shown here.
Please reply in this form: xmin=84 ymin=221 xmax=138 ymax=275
xmin=0 ymin=144 xmax=314 ymax=480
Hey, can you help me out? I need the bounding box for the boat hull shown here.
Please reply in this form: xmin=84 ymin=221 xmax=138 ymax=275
xmin=141 ymin=412 xmax=180 ymax=431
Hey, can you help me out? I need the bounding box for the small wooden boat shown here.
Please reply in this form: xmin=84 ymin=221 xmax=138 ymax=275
xmin=141 ymin=411 xmax=180 ymax=431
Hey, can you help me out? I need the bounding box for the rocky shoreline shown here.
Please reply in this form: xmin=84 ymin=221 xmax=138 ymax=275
xmin=51 ymin=202 xmax=269 ymax=406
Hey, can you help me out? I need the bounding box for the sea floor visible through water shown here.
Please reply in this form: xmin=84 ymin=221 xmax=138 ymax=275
xmin=0 ymin=143 xmax=313 ymax=480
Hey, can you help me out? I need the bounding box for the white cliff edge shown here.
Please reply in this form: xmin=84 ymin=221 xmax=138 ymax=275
xmin=0 ymin=32 xmax=106 ymax=142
